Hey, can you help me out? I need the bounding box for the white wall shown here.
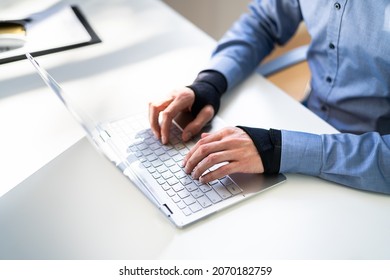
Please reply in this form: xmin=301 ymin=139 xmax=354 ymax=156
xmin=162 ymin=0 xmax=250 ymax=39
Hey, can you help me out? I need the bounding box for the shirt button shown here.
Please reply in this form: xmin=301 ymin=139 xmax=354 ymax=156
xmin=329 ymin=43 xmax=335 ymax=49
xmin=334 ymin=2 xmax=341 ymax=10
xmin=326 ymin=76 xmax=332 ymax=83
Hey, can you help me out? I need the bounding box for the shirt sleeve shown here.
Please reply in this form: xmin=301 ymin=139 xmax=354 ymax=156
xmin=280 ymin=130 xmax=390 ymax=194
xmin=187 ymin=0 xmax=303 ymax=114
xmin=205 ymin=0 xmax=303 ymax=90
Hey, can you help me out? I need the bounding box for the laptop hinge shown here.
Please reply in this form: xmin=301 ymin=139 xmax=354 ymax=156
xmin=99 ymin=130 xmax=111 ymax=142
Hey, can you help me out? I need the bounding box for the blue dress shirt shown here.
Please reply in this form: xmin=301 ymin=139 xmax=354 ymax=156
xmin=205 ymin=0 xmax=390 ymax=193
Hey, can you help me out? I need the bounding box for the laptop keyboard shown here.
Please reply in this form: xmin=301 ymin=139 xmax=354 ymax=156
xmin=109 ymin=115 xmax=242 ymax=217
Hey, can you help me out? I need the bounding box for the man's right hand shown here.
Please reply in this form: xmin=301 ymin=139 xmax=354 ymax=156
xmin=148 ymin=87 xmax=214 ymax=144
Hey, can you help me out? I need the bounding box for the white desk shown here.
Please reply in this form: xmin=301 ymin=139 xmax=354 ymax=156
xmin=0 ymin=0 xmax=389 ymax=260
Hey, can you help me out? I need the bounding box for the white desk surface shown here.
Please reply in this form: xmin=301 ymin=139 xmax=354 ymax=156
xmin=0 ymin=0 xmax=389 ymax=260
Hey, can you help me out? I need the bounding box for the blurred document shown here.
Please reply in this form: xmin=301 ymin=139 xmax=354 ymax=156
xmin=0 ymin=2 xmax=95 ymax=62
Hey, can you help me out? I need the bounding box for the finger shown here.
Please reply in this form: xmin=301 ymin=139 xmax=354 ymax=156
xmin=183 ymin=130 xmax=223 ymax=168
xmin=181 ymin=105 xmax=214 ymax=142
xmin=160 ymin=97 xmax=189 ymax=144
xmin=201 ymin=132 xmax=211 ymax=138
xmin=148 ymin=98 xmax=173 ymax=139
xmin=184 ymin=135 xmax=227 ymax=175
xmin=199 ymin=162 xmax=238 ymax=183
xmin=191 ymin=150 xmax=234 ymax=180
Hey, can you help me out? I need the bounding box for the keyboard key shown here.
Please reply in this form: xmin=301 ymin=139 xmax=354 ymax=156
xmin=156 ymin=165 xmax=168 ymax=174
xmin=162 ymin=144 xmax=173 ymax=151
xmin=169 ymin=164 xmax=181 ymax=173
xmin=167 ymin=177 xmax=179 ymax=186
xmin=185 ymin=182 xmax=198 ymax=192
xmin=138 ymin=156 xmax=147 ymax=163
xmin=147 ymin=166 xmax=156 ymax=173
xmin=208 ymin=180 xmax=219 ymax=186
xmin=182 ymin=207 xmax=192 ymax=216
xmin=205 ymin=189 xmax=222 ymax=203
xmin=146 ymin=154 xmax=158 ymax=162
xmin=172 ymin=154 xmax=184 ymax=162
xmin=179 ymin=148 xmax=189 ymax=156
xmin=151 ymin=159 xmax=163 ymax=167
xmin=136 ymin=143 xmax=148 ymax=150
xmin=176 ymin=200 xmax=186 ymax=209
xmin=213 ymin=182 xmax=232 ymax=199
xmin=175 ymin=170 xmax=187 ymax=179
xmin=164 ymin=159 xmax=176 ymax=167
xmin=128 ymin=145 xmax=137 ymax=152
xmin=180 ymin=177 xmax=192 ymax=186
xmin=171 ymin=194 xmax=181 ymax=203
xmin=171 ymin=183 xmax=184 ymax=192
xmin=199 ymin=184 xmax=211 ymax=193
xmin=191 ymin=189 xmax=204 ymax=199
xmin=159 ymin=154 xmax=170 ymax=162
xmin=193 ymin=179 xmax=203 ymax=186
xmin=197 ymin=196 xmax=212 ymax=208
xmin=189 ymin=202 xmax=202 ymax=213
xmin=155 ymin=148 xmax=165 ymax=156
xmin=161 ymin=170 xmax=173 ymax=180
xmin=142 ymin=149 xmax=153 ymax=156
xmin=156 ymin=178 xmax=166 ymax=185
xmin=174 ymin=143 xmax=185 ymax=150
xmin=183 ymin=196 xmax=196 ymax=205
xmin=167 ymin=189 xmax=176 ymax=197
xmin=220 ymin=176 xmax=233 ymax=186
xmin=226 ymin=183 xmax=242 ymax=195
xmin=149 ymin=143 xmax=161 ymax=150
xmin=160 ymin=183 xmax=170 ymax=191
xmin=177 ymin=189 xmax=190 ymax=199
xmin=167 ymin=149 xmax=178 ymax=156
xmin=144 ymin=137 xmax=155 ymax=145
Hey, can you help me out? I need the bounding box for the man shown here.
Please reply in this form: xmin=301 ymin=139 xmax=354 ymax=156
xmin=149 ymin=0 xmax=390 ymax=194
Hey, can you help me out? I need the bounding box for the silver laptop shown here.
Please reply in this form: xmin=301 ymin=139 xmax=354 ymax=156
xmin=26 ymin=53 xmax=286 ymax=228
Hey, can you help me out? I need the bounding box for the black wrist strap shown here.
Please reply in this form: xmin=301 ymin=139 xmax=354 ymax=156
xmin=237 ymin=126 xmax=282 ymax=174
xmin=187 ymin=70 xmax=227 ymax=117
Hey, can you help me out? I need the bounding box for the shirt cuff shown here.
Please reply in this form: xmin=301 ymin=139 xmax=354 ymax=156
xmin=280 ymin=130 xmax=322 ymax=176
xmin=237 ymin=126 xmax=281 ymax=174
xmin=187 ymin=70 xmax=227 ymax=117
